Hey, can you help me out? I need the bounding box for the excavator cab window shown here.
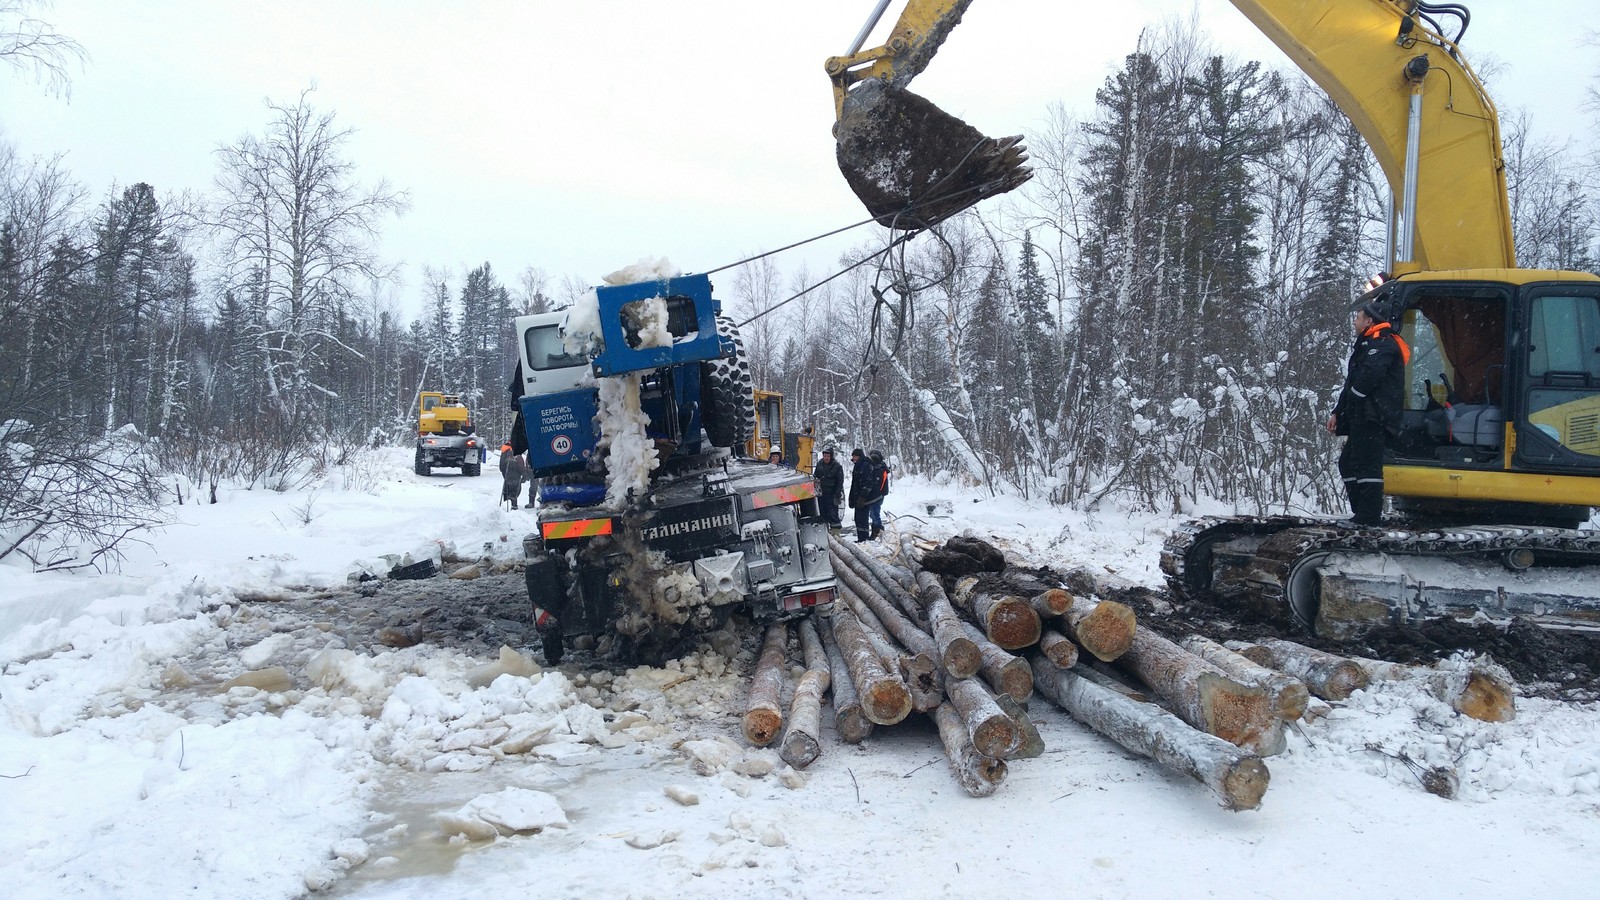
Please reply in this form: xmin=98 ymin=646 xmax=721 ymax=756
xmin=1397 ymin=286 xmax=1510 ymax=462
xmin=1524 ymin=291 xmax=1600 ymax=458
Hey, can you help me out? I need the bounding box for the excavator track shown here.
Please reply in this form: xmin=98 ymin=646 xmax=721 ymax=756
xmin=1164 ymin=516 xmax=1600 ymax=639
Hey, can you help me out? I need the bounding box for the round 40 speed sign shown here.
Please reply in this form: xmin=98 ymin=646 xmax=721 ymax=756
xmin=551 ymin=434 xmax=573 ymax=456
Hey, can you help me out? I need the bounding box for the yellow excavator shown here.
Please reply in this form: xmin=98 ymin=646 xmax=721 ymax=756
xmin=748 ymin=388 xmax=817 ymax=474
xmin=827 ymin=1 xmax=1600 ymax=636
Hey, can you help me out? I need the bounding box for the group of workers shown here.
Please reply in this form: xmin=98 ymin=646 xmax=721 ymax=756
xmin=811 ymin=447 xmax=891 ymax=542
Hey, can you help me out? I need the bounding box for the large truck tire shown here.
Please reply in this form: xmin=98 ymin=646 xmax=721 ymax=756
xmin=701 ymin=315 xmax=756 ymax=450
xmin=414 ymin=448 xmax=431 ymax=477
xmin=463 ymin=462 xmax=481 ymax=477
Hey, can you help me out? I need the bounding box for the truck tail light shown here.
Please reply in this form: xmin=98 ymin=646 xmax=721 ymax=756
xmin=781 ymin=587 xmax=834 ymax=611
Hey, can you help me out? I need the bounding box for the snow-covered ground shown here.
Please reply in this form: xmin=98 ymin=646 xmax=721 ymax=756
xmin=4 ymin=449 xmax=1600 ymax=899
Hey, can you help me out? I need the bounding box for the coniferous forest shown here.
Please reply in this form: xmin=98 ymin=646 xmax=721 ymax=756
xmin=3 ymin=20 xmax=1598 ymax=569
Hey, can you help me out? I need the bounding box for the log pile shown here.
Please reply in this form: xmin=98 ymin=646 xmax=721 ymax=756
xmin=735 ymin=532 xmax=1512 ymax=810
xmin=732 ymin=535 xmax=1274 ymax=807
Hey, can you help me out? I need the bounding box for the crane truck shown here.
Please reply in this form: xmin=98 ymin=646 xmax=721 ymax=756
xmin=826 ymin=0 xmax=1600 ymax=637
xmin=512 ymin=273 xmax=835 ymax=664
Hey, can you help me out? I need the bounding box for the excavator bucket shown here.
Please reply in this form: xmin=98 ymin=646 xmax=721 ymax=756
xmin=835 ymin=78 xmax=1031 ymax=229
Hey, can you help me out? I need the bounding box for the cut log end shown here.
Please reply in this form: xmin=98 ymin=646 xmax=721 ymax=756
xmin=985 ymin=600 xmax=1043 ymax=650
xmin=1220 ymin=756 xmax=1271 ymax=811
xmin=998 ymin=662 xmax=1034 ymax=704
xmin=1456 ymin=671 xmax=1516 ymax=723
xmin=779 ymin=731 xmax=821 ymax=768
xmin=1076 ymin=600 xmax=1137 ymax=662
xmin=863 ymin=680 xmax=913 ymax=726
xmin=742 ymin=709 xmax=782 ymax=747
xmin=1040 ymin=630 xmax=1080 ymax=669
xmin=1318 ymin=663 xmax=1369 ymax=701
xmin=943 ymin=637 xmax=983 ymax=680
xmin=836 ymin=707 xmax=875 ymax=744
xmin=971 ymin=716 xmax=1023 ymax=760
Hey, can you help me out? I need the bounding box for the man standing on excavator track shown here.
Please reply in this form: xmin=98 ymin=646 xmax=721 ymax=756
xmin=1328 ymin=293 xmax=1410 ymax=526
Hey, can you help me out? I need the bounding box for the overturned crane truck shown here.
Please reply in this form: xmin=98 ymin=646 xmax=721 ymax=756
xmin=513 ymin=273 xmax=835 ymax=664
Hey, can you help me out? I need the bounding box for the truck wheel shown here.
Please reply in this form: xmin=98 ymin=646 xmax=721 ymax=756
xmin=701 ymin=315 xmax=756 ymax=449
xmin=463 ymin=463 xmax=481 ymax=477
xmin=414 ymin=449 xmax=431 ymax=477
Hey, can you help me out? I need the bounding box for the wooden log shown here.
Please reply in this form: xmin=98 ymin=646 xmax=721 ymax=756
xmin=1118 ymin=628 xmax=1282 ymax=756
xmin=836 ymin=599 xmax=942 ymax=713
xmin=1351 ymin=655 xmax=1516 ymax=723
xmin=743 ymin=622 xmax=788 ymax=746
xmin=1030 ymin=589 xmax=1073 ymax=618
xmin=994 ymin=693 xmax=1045 ymax=759
xmin=833 ymin=536 xmax=925 ymax=625
xmin=951 ymin=576 xmax=1042 ymax=650
xmin=1180 ymin=635 xmax=1309 ymax=722
xmin=1038 ymin=629 xmax=1080 ymax=670
xmin=959 ymin=620 xmax=1033 ymax=703
xmin=779 ymin=619 xmax=831 ymax=768
xmin=1078 ymin=662 xmax=1151 ymax=702
xmin=1004 ymin=567 xmax=1074 ymax=616
xmin=1001 ymin=568 xmax=1054 ymax=596
xmin=933 ymin=701 xmax=1006 ymax=797
xmin=947 ymin=676 xmax=1022 ymax=759
xmin=1032 ymin=657 xmax=1270 ymax=811
xmin=916 ymin=570 xmax=982 ymax=679
xmin=832 ymin=552 xmax=938 ymax=658
xmin=830 ymin=609 xmax=913 ymax=726
xmin=817 ymin=616 xmax=873 ymax=743
xmin=1227 ymin=639 xmax=1370 ymax=702
xmin=1061 ymin=595 xmax=1137 ymax=662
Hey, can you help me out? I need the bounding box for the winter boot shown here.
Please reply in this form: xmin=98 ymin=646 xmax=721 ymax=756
xmin=1350 ymin=482 xmax=1385 ymax=526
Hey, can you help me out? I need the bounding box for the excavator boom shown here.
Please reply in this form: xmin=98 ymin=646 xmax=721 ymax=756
xmin=829 ymin=0 xmax=1515 ymax=270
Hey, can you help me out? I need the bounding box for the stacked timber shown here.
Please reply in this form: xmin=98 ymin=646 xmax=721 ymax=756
xmin=755 ymin=533 xmax=1292 ymax=807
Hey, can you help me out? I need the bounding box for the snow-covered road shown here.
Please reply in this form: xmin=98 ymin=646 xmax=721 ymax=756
xmin=4 ymin=450 xmax=1599 ymax=898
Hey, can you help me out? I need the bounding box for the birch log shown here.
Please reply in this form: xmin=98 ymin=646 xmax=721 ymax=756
xmin=1118 ymin=629 xmax=1282 ymax=755
xmin=831 ymin=609 xmax=913 ymax=725
xmin=916 ymin=570 xmax=981 ymax=678
xmin=839 ymin=598 xmax=942 ymax=713
xmin=1227 ymin=639 xmax=1370 ymax=701
xmin=780 ymin=618 xmax=832 ymax=768
xmin=1351 ymin=655 xmax=1515 ymax=723
xmin=994 ymin=694 xmax=1045 ymax=759
xmin=947 ymin=676 xmax=1022 ymax=759
xmin=1180 ymin=635 xmax=1309 ymax=721
xmin=959 ymin=620 xmax=1034 ymax=702
xmin=951 ymin=577 xmax=1042 ymax=650
xmin=1039 ymin=630 xmax=1080 ymax=670
xmin=833 ymin=556 xmax=938 ymax=659
xmin=743 ymin=622 xmax=788 ymax=746
xmin=818 ymin=616 xmax=873 ymax=743
xmin=934 ymin=702 xmax=1006 ymax=797
xmin=1003 ymin=571 xmax=1074 ymax=617
xmin=834 ymin=536 xmax=925 ymax=623
xmin=1061 ymin=595 xmax=1137 ymax=662
xmin=1032 ymin=657 xmax=1269 ymax=811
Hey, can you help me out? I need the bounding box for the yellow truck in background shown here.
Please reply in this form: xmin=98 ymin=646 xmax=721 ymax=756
xmin=415 ymin=391 xmax=484 ymax=477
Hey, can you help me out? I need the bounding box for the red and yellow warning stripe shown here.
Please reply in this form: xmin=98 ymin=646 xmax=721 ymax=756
xmin=749 ymin=482 xmax=817 ymax=510
xmin=542 ymin=517 xmax=614 ymax=540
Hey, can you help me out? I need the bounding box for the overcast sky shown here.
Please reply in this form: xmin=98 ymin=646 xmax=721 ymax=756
xmin=2 ymin=1 xmax=1594 ymax=313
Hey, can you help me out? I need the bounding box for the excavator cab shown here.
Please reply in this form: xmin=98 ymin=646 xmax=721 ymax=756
xmin=827 ymin=1 xmax=1031 ymax=228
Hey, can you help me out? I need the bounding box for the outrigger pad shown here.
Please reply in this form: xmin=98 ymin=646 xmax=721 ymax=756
xmin=835 ymin=79 xmax=1032 ymax=230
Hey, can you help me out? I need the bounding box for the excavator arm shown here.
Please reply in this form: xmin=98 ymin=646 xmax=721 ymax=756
xmin=830 ymin=0 xmax=1515 ymax=271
